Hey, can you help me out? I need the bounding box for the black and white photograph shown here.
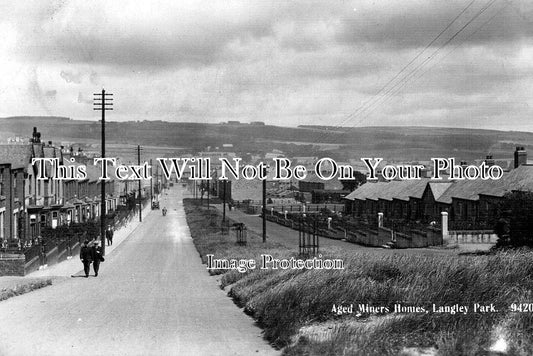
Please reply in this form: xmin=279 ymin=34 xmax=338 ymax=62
xmin=1 ymin=1 xmax=533 ymax=355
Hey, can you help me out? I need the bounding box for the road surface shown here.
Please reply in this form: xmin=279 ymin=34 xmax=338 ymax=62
xmin=0 ymin=188 xmax=278 ymax=356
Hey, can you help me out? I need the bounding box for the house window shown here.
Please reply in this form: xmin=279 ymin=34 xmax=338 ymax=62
xmin=458 ymin=202 xmax=467 ymax=220
xmin=13 ymin=212 xmax=18 ymax=239
xmin=0 ymin=211 xmax=4 ymax=239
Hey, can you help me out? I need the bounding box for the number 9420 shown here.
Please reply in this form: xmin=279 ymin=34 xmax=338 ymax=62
xmin=510 ymin=303 xmax=533 ymax=312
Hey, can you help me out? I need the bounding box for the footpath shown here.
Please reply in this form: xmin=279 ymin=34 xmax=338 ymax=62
xmin=210 ymin=202 xmax=468 ymax=256
xmin=0 ymin=203 xmax=153 ymax=297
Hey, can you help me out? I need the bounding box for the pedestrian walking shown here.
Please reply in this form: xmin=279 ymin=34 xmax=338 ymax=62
xmin=79 ymin=239 xmax=93 ymax=278
xmin=106 ymin=226 xmax=114 ymax=246
xmin=92 ymin=241 xmax=104 ymax=277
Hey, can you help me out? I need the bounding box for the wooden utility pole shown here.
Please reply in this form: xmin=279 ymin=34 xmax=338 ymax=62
xmin=137 ymin=145 xmax=142 ymax=222
xmin=93 ymin=89 xmax=113 ymax=256
xmin=262 ymin=173 xmax=267 ymax=243
xmin=150 ymin=158 xmax=153 ymax=205
xmin=222 ymin=180 xmax=226 ymax=222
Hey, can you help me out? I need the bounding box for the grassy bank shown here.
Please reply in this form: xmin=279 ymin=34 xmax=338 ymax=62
xmin=184 ymin=199 xmax=533 ymax=355
xmin=0 ymin=277 xmax=53 ymax=302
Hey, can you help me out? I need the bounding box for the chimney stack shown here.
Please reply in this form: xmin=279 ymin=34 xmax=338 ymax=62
xmin=485 ymin=155 xmax=495 ymax=167
xmin=31 ymin=127 xmax=41 ymax=143
xmin=514 ymin=147 xmax=527 ymax=168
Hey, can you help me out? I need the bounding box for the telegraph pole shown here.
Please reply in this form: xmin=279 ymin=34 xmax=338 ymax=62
xmin=150 ymin=158 xmax=153 ymax=205
xmin=93 ymin=89 xmax=113 ymax=256
xmin=137 ymin=145 xmax=142 ymax=222
xmin=262 ymin=168 xmax=267 ymax=243
xmin=222 ymin=180 xmax=226 ymax=223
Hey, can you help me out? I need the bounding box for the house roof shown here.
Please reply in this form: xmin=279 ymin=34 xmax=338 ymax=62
xmin=345 ymin=179 xmax=430 ymax=202
xmin=43 ymin=146 xmax=56 ymax=159
xmin=428 ymin=182 xmax=453 ymax=200
xmin=63 ymin=159 xmax=88 ymax=181
xmin=68 ymin=197 xmax=84 ymax=205
xmin=32 ymin=144 xmax=44 ymax=159
xmin=502 ymin=164 xmax=533 ymax=192
xmin=345 ymin=181 xmax=391 ymax=201
xmin=299 ymin=172 xmax=344 ymax=190
xmin=0 ymin=144 xmax=34 ymax=170
xmin=345 ymin=165 xmax=533 ymax=205
xmin=86 ymin=164 xmax=101 ymax=183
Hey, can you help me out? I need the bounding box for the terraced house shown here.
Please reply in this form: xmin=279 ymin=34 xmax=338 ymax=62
xmin=345 ymin=148 xmax=533 ymax=230
xmin=0 ymin=128 xmax=118 ymax=251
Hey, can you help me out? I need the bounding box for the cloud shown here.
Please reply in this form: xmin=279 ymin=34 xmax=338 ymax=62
xmin=1 ymin=0 xmax=533 ymax=130
xmin=60 ymin=70 xmax=83 ymax=84
xmin=44 ymin=90 xmax=57 ymax=99
xmin=335 ymin=0 xmax=533 ymax=49
xmin=77 ymin=92 xmax=92 ymax=104
xmin=6 ymin=0 xmax=277 ymax=68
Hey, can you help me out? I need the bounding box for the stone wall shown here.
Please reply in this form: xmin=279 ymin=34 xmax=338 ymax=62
xmin=0 ymin=254 xmax=25 ymax=276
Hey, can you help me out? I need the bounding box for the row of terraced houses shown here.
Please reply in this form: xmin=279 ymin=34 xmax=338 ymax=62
xmin=344 ymin=147 xmax=533 ymax=230
xmin=0 ymin=128 xmax=122 ymax=251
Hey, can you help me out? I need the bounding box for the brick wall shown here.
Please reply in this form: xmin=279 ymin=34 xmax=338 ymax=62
xmin=24 ymin=255 xmax=41 ymax=275
xmin=0 ymin=254 xmax=25 ymax=276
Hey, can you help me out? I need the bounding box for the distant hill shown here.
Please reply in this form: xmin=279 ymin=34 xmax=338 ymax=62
xmin=2 ymin=116 xmax=533 ymax=162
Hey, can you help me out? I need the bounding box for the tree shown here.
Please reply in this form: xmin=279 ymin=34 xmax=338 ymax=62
xmin=199 ymin=181 xmax=208 ymax=200
xmin=495 ymin=191 xmax=533 ymax=247
xmin=340 ymin=171 xmax=367 ymax=192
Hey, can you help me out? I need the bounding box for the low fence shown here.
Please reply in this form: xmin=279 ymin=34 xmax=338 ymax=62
xmin=265 ymin=210 xmax=446 ymax=249
xmin=235 ymin=202 xmax=345 ymax=215
xmin=448 ymin=230 xmax=497 ymax=244
xmin=263 ymin=207 xmax=500 ymax=249
xmin=0 ymin=236 xmax=83 ymax=277
xmin=0 ymin=201 xmax=146 ymax=276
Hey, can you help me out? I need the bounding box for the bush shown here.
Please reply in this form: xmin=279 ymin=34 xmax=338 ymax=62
xmin=495 ymin=191 xmax=533 ymax=247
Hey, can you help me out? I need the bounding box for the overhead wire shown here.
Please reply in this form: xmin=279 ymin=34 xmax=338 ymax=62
xmin=347 ymin=0 xmax=500 ymax=127
xmin=330 ymin=0 xmax=478 ymax=130
xmin=313 ymin=0 xmax=499 ymax=143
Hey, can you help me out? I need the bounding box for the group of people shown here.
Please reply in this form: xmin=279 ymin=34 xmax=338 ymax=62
xmin=79 ymin=238 xmax=105 ymax=278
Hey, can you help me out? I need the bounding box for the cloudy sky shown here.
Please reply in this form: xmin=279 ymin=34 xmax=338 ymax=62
xmin=1 ymin=0 xmax=532 ymax=130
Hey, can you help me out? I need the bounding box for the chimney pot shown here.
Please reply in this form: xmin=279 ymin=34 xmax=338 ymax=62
xmin=514 ymin=147 xmax=527 ymax=168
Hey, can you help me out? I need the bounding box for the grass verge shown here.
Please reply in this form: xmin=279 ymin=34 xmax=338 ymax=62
xmin=184 ymin=198 xmax=533 ymax=355
xmin=0 ymin=277 xmax=53 ymax=302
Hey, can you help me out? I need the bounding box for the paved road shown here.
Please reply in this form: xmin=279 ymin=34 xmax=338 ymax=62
xmin=0 ymin=188 xmax=278 ymax=356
